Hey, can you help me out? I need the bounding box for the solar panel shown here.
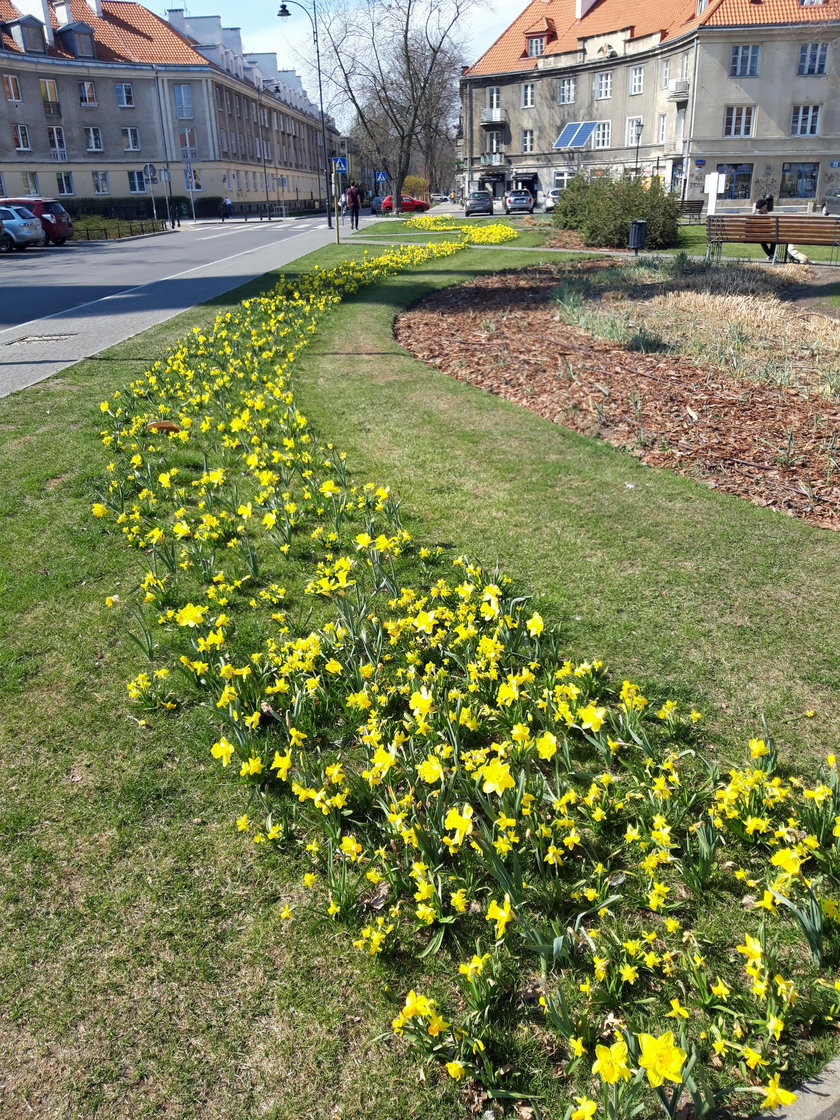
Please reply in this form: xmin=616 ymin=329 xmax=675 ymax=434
xmin=553 ymin=122 xmax=581 ymax=148
xmin=569 ymin=121 xmax=597 ymax=147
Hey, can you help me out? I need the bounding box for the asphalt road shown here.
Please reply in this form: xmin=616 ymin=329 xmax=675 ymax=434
xmin=0 ymin=213 xmax=356 ymax=398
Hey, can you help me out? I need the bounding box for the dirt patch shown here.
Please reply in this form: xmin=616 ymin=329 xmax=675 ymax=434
xmin=394 ymin=263 xmax=840 ymax=530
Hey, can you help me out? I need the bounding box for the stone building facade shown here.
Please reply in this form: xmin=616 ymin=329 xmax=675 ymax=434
xmin=459 ymin=0 xmax=840 ymax=208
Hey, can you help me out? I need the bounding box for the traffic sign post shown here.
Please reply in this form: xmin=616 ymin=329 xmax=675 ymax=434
xmin=143 ymin=162 xmax=158 ymax=222
xmin=376 ymin=171 xmax=387 ymax=183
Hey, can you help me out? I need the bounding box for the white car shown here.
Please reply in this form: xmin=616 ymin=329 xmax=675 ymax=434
xmin=543 ymin=188 xmax=562 ymax=212
xmin=430 ymin=193 xmax=449 ymax=204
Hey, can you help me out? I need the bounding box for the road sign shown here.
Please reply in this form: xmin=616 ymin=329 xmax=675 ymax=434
xmin=376 ymin=171 xmax=387 ymax=183
xmin=142 ymin=162 xmax=157 ymax=180
xmin=333 ymin=156 xmax=347 ymax=172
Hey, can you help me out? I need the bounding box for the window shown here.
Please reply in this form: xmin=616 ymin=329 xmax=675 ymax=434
xmin=121 ymin=126 xmax=141 ymax=150
xmin=593 ymin=121 xmax=611 ymax=148
xmin=723 ymin=105 xmax=754 ymax=137
xmin=78 ymin=80 xmax=96 ymax=106
xmin=224 ymin=89 xmax=233 ymax=113
xmin=716 ymin=162 xmax=753 ymax=199
xmin=657 ymin=113 xmax=667 ymax=143
xmin=127 ymin=170 xmax=146 ymax=193
xmin=660 ymin=58 xmax=671 ymax=87
xmin=557 ymin=76 xmax=575 ymax=104
xmin=486 ymin=130 xmax=502 ymax=153
xmin=220 ymin=127 xmax=229 ymax=152
xmin=730 ymin=45 xmax=759 ymax=77
xmin=92 ymin=170 xmax=110 ymax=194
xmin=681 ymin=52 xmax=690 ymax=79
xmin=22 ymin=171 xmax=39 ymax=194
xmin=56 ymin=171 xmax=73 ymax=195
xmin=173 ymin=84 xmax=193 ymax=119
xmin=527 ymin=36 xmax=544 ymax=57
xmin=48 ymin=125 xmax=66 ymax=157
xmin=594 ymin=71 xmax=612 ymax=99
xmin=791 ymin=104 xmax=820 ymax=135
xmin=780 ymin=161 xmax=818 ymax=197
xmin=487 ymin=86 xmax=500 ymax=108
xmin=39 ymin=78 xmax=59 ymax=114
xmin=521 ymin=81 xmax=535 ymax=107
xmin=629 ymin=65 xmax=644 ymax=95
xmin=235 ymin=94 xmax=242 ymax=117
xmin=178 ymin=128 xmax=196 ymax=156
xmin=13 ymin=123 xmax=30 ymax=150
xmin=3 ymin=74 xmax=21 ymax=101
xmin=185 ymin=167 xmax=202 ymax=191
xmin=230 ymin=130 xmax=237 ymax=154
xmin=115 ymin=82 xmax=134 ymax=107
xmin=84 ymin=125 xmax=103 ymax=151
xmin=22 ymin=24 xmax=46 ymax=52
xmin=798 ymin=43 xmax=828 ymax=75
xmin=521 ymin=128 xmax=534 ymax=153
xmin=553 ymin=170 xmax=574 ymax=191
xmin=215 ymin=85 xmax=223 ymax=109
xmin=75 ymin=31 xmax=95 ymax=57
xmin=626 ymin=116 xmax=643 ymax=147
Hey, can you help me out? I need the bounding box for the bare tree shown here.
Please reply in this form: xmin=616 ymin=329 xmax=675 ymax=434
xmin=320 ymin=0 xmax=474 ymax=211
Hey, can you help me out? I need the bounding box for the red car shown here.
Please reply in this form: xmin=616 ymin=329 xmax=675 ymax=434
xmin=381 ymin=194 xmax=429 ymax=214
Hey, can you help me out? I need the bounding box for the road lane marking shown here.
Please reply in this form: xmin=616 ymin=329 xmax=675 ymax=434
xmin=0 ymin=226 xmax=328 ymax=339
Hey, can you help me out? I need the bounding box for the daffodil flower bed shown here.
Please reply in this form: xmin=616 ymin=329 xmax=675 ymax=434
xmin=404 ymin=214 xmax=519 ymax=244
xmin=93 ymin=238 xmax=840 ymax=1119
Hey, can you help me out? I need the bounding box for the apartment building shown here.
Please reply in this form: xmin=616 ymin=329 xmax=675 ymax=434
xmin=0 ymin=0 xmax=339 ymax=212
xmin=459 ymin=0 xmax=840 ymax=208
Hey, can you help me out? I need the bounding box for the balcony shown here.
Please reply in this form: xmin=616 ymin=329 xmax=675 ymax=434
xmin=180 ymin=147 xmax=197 ymax=159
xmin=42 ymin=100 xmax=61 ymax=117
xmin=479 ymin=107 xmax=508 ymax=125
xmin=50 ymin=147 xmax=68 ymax=162
xmin=667 ymin=79 xmax=690 ymax=102
xmin=480 ymin=151 xmax=506 ymax=166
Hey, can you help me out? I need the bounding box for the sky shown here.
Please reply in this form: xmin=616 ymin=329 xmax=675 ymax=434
xmin=154 ymin=1 xmax=528 ymax=115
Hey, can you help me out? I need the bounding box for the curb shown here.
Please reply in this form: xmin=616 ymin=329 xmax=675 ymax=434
xmin=760 ymin=1058 xmax=840 ymax=1120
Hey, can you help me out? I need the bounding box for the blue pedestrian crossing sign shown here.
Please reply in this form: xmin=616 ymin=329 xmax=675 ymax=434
xmin=333 ymin=156 xmax=347 ymax=172
xmin=376 ymin=171 xmax=387 ymax=182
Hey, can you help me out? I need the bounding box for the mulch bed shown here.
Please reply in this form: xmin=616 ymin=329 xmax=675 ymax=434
xmin=394 ymin=263 xmax=840 ymax=531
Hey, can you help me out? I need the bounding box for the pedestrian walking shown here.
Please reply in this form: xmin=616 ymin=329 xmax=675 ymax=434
xmin=346 ymin=181 xmax=361 ymax=230
xmin=221 ymin=196 xmax=233 ymax=221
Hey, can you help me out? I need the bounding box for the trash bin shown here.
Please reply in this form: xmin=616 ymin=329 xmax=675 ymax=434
xmin=629 ymin=218 xmax=647 ymax=254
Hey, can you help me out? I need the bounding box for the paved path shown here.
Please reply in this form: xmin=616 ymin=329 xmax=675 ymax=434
xmin=0 ymin=214 xmax=356 ymax=398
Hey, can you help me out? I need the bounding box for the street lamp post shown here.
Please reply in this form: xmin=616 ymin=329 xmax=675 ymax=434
xmin=634 ymin=120 xmax=644 ymax=177
xmin=258 ymin=80 xmax=284 ymax=220
xmin=277 ymin=1 xmax=333 ymax=229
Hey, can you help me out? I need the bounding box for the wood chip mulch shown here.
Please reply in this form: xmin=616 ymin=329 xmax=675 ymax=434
xmin=393 ymin=265 xmax=840 ymax=531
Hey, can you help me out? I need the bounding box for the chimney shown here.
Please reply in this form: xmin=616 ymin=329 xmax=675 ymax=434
xmin=54 ymin=0 xmax=72 ymax=25
xmin=82 ymin=0 xmax=104 ymax=15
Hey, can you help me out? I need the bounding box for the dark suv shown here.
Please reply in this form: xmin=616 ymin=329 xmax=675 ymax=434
xmin=465 ymin=190 xmax=494 ymax=217
xmin=0 ymin=197 xmax=73 ymax=244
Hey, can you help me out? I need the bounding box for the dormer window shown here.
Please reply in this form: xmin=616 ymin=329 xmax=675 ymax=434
xmin=527 ymin=36 xmax=545 ymax=57
xmin=8 ymin=17 xmax=48 ymax=54
xmin=56 ymin=23 xmax=96 ymax=59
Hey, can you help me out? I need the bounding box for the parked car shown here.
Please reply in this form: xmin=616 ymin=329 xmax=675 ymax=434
xmin=430 ymin=192 xmax=449 ymax=204
xmin=464 ymin=190 xmax=494 ymax=217
xmin=0 ymin=204 xmax=45 ymax=251
xmin=380 ymin=194 xmax=429 ymax=214
xmin=504 ymin=190 xmax=535 ymax=215
xmin=0 ymin=197 xmax=73 ymax=244
xmin=543 ymin=188 xmax=562 ymax=212
xmin=821 ymin=186 xmax=840 ymax=216
xmin=370 ymin=195 xmax=383 ymax=215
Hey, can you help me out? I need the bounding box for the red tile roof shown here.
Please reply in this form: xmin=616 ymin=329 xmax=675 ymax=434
xmin=465 ymin=0 xmax=838 ymax=75
xmin=0 ymin=0 xmax=212 ymax=64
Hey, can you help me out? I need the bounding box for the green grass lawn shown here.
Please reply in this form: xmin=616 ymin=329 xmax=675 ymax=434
xmin=1 ymin=241 xmax=838 ymax=1119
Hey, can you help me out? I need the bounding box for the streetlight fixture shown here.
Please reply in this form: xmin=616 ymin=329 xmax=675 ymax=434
xmin=634 ymin=120 xmax=644 ymax=177
xmin=277 ymin=0 xmax=333 ymax=229
xmin=259 ymin=80 xmax=284 ymax=220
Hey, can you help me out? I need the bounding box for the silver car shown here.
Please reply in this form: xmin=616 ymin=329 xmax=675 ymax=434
xmin=0 ymin=204 xmax=44 ymax=251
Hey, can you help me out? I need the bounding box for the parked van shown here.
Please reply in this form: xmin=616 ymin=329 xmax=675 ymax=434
xmin=821 ymin=186 xmax=840 ymax=216
xmin=0 ymin=197 xmax=73 ymax=244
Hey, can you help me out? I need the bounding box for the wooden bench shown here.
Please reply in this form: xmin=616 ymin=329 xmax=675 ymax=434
xmin=706 ymin=214 xmax=840 ymax=262
xmin=677 ymin=199 xmax=704 ymax=224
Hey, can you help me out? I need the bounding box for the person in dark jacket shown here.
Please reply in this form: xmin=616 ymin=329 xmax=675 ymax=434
xmin=346 ymin=181 xmax=361 ymax=230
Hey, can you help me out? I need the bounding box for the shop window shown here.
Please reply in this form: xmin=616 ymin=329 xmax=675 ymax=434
xmin=780 ymin=161 xmax=818 ymax=198
xmin=715 ymin=162 xmax=753 ymax=199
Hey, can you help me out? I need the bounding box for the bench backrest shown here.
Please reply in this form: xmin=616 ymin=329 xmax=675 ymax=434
xmin=707 ymin=214 xmax=840 ymax=245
